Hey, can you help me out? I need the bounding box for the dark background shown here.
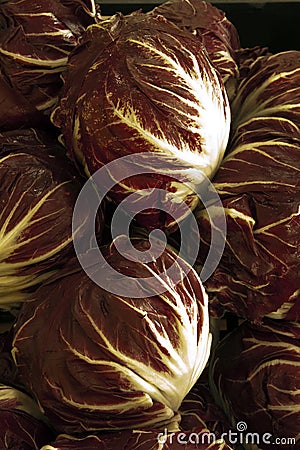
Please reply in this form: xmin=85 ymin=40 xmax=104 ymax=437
xmin=100 ymin=2 xmax=300 ymax=53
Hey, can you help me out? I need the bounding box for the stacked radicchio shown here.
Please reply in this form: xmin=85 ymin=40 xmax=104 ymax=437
xmin=0 ymin=0 xmax=298 ymax=447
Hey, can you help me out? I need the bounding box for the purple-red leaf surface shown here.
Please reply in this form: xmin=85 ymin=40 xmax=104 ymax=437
xmin=0 ymin=0 xmax=101 ymax=129
xmin=209 ymin=319 xmax=300 ymax=450
xmin=196 ymin=115 xmax=300 ymax=322
xmin=231 ymin=51 xmax=300 ymax=130
xmin=0 ymin=128 xmax=94 ymax=311
xmin=0 ymin=383 xmax=54 ymax=450
xmin=152 ymin=0 xmax=240 ymax=100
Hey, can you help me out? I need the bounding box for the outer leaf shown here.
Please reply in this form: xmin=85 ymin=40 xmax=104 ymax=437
xmin=152 ymin=0 xmax=240 ymax=100
xmin=231 ymin=51 xmax=300 ymax=130
xmin=0 ymin=0 xmax=101 ymax=128
xmin=0 ymin=68 xmax=47 ymax=131
xmin=0 ymin=383 xmax=54 ymax=450
xmin=235 ymin=46 xmax=271 ymax=82
xmin=0 ymin=128 xmax=95 ymax=311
